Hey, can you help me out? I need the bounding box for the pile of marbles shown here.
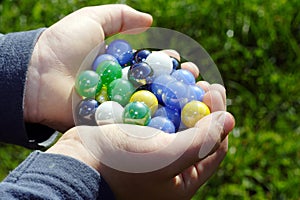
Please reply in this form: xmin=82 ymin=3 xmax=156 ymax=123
xmin=74 ymin=39 xmax=210 ymax=133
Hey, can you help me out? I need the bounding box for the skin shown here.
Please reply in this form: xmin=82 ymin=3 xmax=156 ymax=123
xmin=24 ymin=4 xmax=235 ymax=200
xmin=47 ymin=98 xmax=234 ymax=200
xmin=24 ymin=4 xmax=153 ymax=132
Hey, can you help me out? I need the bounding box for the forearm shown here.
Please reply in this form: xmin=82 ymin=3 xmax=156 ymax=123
xmin=0 ymin=151 xmax=114 ymax=199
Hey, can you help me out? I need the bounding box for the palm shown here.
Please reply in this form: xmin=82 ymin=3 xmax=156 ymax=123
xmin=75 ymin=110 xmax=230 ymax=200
xmin=27 ymin=5 xmax=152 ymax=131
xmin=45 ymin=9 xmax=106 ymax=77
xmin=73 ymin=81 xmax=231 ymax=199
xmin=106 ymin=140 xmax=227 ymax=200
xmin=35 ymin=9 xmax=105 ymax=131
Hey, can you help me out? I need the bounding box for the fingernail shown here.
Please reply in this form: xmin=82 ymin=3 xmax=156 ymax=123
xmin=217 ymin=112 xmax=235 ymax=141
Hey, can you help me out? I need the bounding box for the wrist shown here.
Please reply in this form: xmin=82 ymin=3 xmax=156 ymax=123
xmin=24 ymin=41 xmax=41 ymax=124
xmin=24 ymin=28 xmax=75 ymax=132
xmin=46 ymin=127 xmax=101 ymax=172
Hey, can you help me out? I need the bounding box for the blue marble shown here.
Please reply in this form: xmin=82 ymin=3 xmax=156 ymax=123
xmin=128 ymin=62 xmax=154 ymax=87
xmin=75 ymin=98 xmax=99 ymax=126
xmin=161 ymin=80 xmax=189 ymax=111
xmin=154 ymin=106 xmax=181 ymax=131
xmin=92 ymin=54 xmax=118 ymax=71
xmin=134 ymin=49 xmax=151 ymax=62
xmin=148 ymin=116 xmax=175 ymax=133
xmin=150 ymin=74 xmax=176 ymax=104
xmin=171 ymin=69 xmax=195 ymax=85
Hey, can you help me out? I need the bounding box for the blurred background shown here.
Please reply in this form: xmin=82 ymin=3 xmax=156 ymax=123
xmin=0 ymin=0 xmax=299 ymax=199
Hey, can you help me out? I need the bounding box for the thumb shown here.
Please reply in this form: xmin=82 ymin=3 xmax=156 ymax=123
xmin=76 ymin=111 xmax=234 ymax=175
xmin=87 ymin=4 xmax=153 ymax=36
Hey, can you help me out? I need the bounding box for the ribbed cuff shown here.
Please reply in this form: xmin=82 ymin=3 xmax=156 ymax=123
xmin=2 ymin=151 xmax=115 ymax=199
xmin=0 ymin=29 xmax=57 ymax=149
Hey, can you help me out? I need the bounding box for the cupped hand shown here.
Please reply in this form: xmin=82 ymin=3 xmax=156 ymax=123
xmin=24 ymin=4 xmax=153 ymax=132
xmin=47 ymin=83 xmax=235 ymax=200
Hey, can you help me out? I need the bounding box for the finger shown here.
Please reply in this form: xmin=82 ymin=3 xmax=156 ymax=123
xmin=203 ymin=90 xmax=226 ymax=112
xmin=181 ymin=62 xmax=199 ymax=79
xmin=196 ymin=81 xmax=210 ymax=92
xmin=76 ymin=111 xmax=234 ymax=174
xmin=88 ymin=4 xmax=153 ymax=36
xmin=179 ymin=137 xmax=228 ymax=194
xmin=203 ymin=83 xmax=226 ymax=112
xmin=163 ymin=111 xmax=235 ymax=178
xmin=77 ymin=124 xmax=177 ymax=173
xmin=161 ymin=49 xmax=181 ymax=61
xmin=195 ymin=137 xmax=228 ymax=185
xmin=208 ymin=84 xmax=226 ymax=105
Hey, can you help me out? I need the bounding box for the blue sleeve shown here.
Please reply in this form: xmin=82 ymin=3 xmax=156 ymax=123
xmin=0 ymin=30 xmax=56 ymax=149
xmin=0 ymin=151 xmax=115 ymax=200
xmin=0 ymin=31 xmax=115 ymax=199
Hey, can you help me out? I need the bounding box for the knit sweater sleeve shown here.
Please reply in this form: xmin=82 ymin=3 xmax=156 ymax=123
xmin=0 ymin=151 xmax=115 ymax=200
xmin=0 ymin=29 xmax=56 ymax=149
xmin=0 ymin=31 xmax=115 ymax=199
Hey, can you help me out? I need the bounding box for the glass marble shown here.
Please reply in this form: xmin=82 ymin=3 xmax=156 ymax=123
xmin=162 ymin=81 xmax=189 ymax=111
xmin=150 ymin=74 xmax=176 ymax=104
xmin=106 ymin=39 xmax=133 ymax=66
xmin=145 ymin=51 xmax=173 ymax=77
xmin=75 ymin=98 xmax=99 ymax=126
xmin=180 ymin=62 xmax=200 ymax=79
xmin=171 ymin=69 xmax=195 ymax=85
xmin=154 ymin=106 xmax=181 ymax=131
xmin=187 ymin=85 xmax=205 ymax=102
xmin=75 ymin=70 xmax=101 ymax=98
xmin=129 ymin=90 xmax=158 ymax=115
xmin=107 ymin=79 xmax=135 ymax=106
xmin=106 ymin=39 xmax=132 ymax=55
xmin=171 ymin=57 xmax=180 ymax=70
xmin=95 ymin=101 xmax=124 ymax=125
xmin=127 ymin=62 xmax=154 ymax=87
xmin=96 ymin=60 xmax=122 ymax=86
xmin=117 ymin=50 xmax=134 ymax=67
xmin=148 ymin=116 xmax=175 ymax=134
xmin=123 ymin=102 xmax=151 ymax=126
xmin=134 ymin=49 xmax=151 ymax=63
xmin=92 ymin=54 xmax=118 ymax=71
xmin=181 ymin=100 xmax=210 ymax=128
xmin=95 ymin=86 xmax=109 ymax=103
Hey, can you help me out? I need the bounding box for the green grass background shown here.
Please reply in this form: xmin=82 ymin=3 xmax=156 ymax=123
xmin=0 ymin=0 xmax=299 ymax=199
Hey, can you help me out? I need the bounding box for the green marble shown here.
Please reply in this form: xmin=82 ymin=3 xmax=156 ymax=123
xmin=107 ymin=79 xmax=135 ymax=106
xmin=96 ymin=60 xmax=122 ymax=86
xmin=75 ymin=70 xmax=101 ymax=98
xmin=123 ymin=102 xmax=151 ymax=126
